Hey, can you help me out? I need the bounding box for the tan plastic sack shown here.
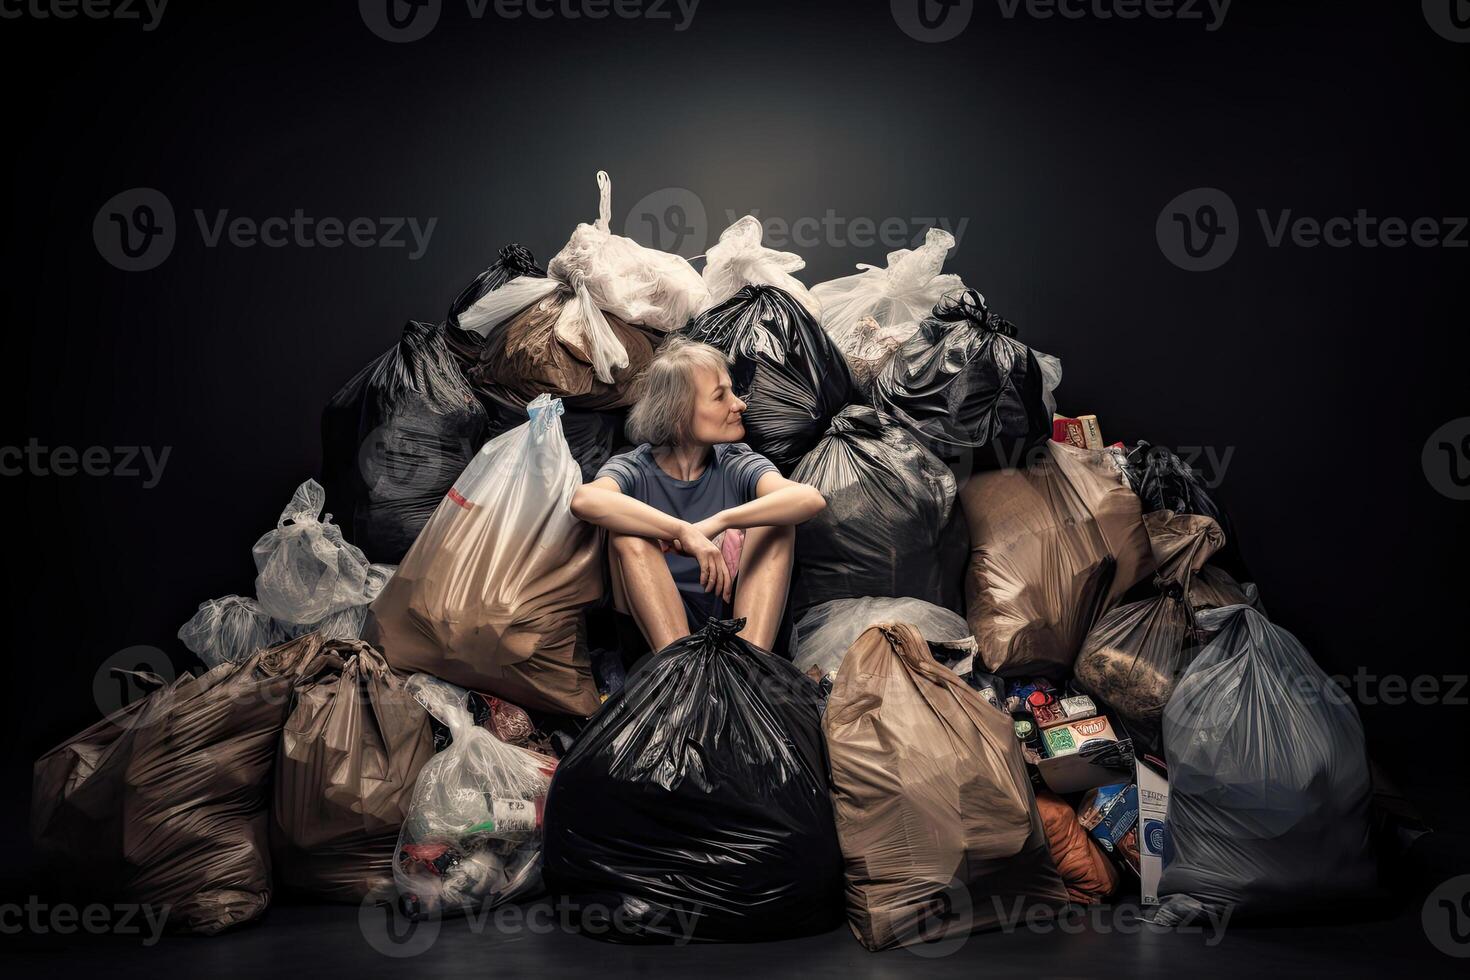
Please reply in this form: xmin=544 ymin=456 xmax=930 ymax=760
xmin=824 ymin=623 xmax=1068 ymax=951
xmin=271 ymin=640 xmax=434 ymax=903
xmin=961 ymin=441 xmax=1153 ymax=676
xmin=363 ymin=396 xmax=604 ymax=716
xmin=1035 ymin=790 xmax=1119 ymax=904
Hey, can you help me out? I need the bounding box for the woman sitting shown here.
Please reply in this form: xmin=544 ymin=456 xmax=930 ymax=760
xmin=569 ymin=336 xmax=826 ymax=655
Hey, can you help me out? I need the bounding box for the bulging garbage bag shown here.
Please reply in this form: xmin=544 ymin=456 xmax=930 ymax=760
xmin=1116 ymin=441 xmax=1250 ymax=582
xmin=824 ymin=623 xmax=1068 ymax=951
xmin=178 ymin=594 xmax=287 ymax=669
xmin=543 ymin=618 xmax=844 ymax=943
xmin=1156 ymin=605 xmax=1375 ymax=923
xmin=253 ymin=480 xmax=374 ymax=624
xmin=874 ymin=289 xmax=1060 ymax=474
xmin=276 ymin=563 xmax=396 ymax=642
xmin=362 ymin=395 xmax=604 ymax=716
xmin=684 ymin=284 xmax=856 ymax=474
xmin=792 ymin=405 xmax=964 ymax=616
xmin=394 ymin=674 xmax=557 ymax=920
xmin=962 ymin=441 xmax=1154 ymax=677
xmin=272 ymin=640 xmax=434 ymax=903
xmin=442 ymin=243 xmax=547 ymax=370
xmin=321 ymin=321 xmax=490 ymax=563
xmin=811 ymin=227 xmax=963 ymax=392
xmin=1035 ymin=790 xmax=1119 ymax=905
xmin=701 ymin=214 xmax=821 ymax=318
xmin=795 ymin=595 xmax=972 ymax=681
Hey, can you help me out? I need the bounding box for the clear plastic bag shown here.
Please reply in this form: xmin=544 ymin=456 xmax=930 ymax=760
xmin=395 ymin=674 xmax=556 ymax=919
xmin=811 ymin=228 xmax=963 ymax=391
xmin=278 ymin=563 xmax=397 ymax=641
xmin=701 ymin=214 xmax=820 ymax=318
xmin=252 ymin=480 xmax=374 ymax=625
xmin=1156 ymin=604 xmax=1375 ymax=923
xmin=363 ymin=395 xmax=604 ymax=716
xmin=795 ymin=595 xmax=972 ymax=680
xmin=178 ymin=594 xmax=287 ymax=669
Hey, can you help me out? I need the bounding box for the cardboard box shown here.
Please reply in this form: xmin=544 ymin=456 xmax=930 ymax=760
xmin=1137 ymin=757 xmax=1170 ymax=906
xmin=1041 ymin=714 xmax=1118 ymax=758
xmin=1078 ymin=782 xmax=1140 ymax=876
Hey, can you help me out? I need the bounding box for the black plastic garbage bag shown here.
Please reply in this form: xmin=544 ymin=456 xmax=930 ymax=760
xmin=790 ymin=405 xmax=966 ymax=616
xmin=1155 ymin=605 xmax=1375 ymax=924
xmin=683 ymin=284 xmax=855 ymax=474
xmin=873 ymin=289 xmax=1053 ymax=475
xmin=1116 ymin=441 xmax=1250 ymax=581
xmin=442 ymin=243 xmax=546 ymax=371
xmin=321 ymin=320 xmax=489 ymax=563
xmin=543 ymin=618 xmax=844 ymax=943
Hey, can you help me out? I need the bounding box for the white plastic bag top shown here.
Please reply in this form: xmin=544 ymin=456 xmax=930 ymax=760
xmin=812 ymin=226 xmax=965 ymax=334
xmin=252 ymin=478 xmax=373 ymax=624
xmin=701 ymin=214 xmax=821 ymax=319
xmin=279 ymin=479 xmax=328 ymax=526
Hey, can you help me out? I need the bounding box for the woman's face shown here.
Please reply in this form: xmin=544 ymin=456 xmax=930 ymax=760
xmin=685 ymin=364 xmax=748 ymax=446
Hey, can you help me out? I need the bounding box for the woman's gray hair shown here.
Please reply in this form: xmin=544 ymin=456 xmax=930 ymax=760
xmin=625 ymin=335 xmax=732 ymax=447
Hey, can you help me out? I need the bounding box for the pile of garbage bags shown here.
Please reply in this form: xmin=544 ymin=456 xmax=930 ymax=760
xmin=31 ymin=171 xmax=1388 ymax=948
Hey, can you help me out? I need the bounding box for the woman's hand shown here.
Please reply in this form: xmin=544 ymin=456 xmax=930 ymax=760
xmin=672 ymin=521 xmax=731 ymax=602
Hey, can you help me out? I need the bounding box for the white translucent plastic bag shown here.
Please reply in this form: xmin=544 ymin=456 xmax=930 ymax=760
xmin=252 ymin=480 xmax=373 ymax=624
xmin=701 ymin=214 xmax=821 ymax=318
xmin=811 ymin=228 xmax=964 ymax=390
xmin=795 ymin=596 xmax=974 ymax=680
xmin=278 ymin=563 xmax=396 ymax=641
xmin=177 ymin=595 xmax=286 ymax=669
xmin=394 ymin=674 xmax=557 ymax=919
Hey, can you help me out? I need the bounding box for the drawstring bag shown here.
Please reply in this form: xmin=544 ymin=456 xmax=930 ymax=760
xmin=1157 ymin=605 xmax=1375 ymax=923
xmin=394 ymin=674 xmax=556 ymax=919
xmin=824 ymin=623 xmax=1068 ymax=951
xmin=874 ymin=289 xmax=1061 ymax=475
xmin=543 ymin=618 xmax=844 ymax=943
xmin=701 ymin=214 xmax=821 ymax=318
xmin=363 ymin=395 xmax=604 ymax=716
xmin=253 ymin=480 xmax=374 ymax=625
xmin=811 ymin=228 xmax=964 ymax=391
xmin=791 ymin=405 xmax=965 ymax=615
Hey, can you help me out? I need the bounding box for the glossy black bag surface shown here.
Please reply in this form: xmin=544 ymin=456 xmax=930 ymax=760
xmin=542 ymin=618 xmax=844 ymax=943
xmin=683 ymin=284 xmax=855 ymax=474
xmin=873 ymin=289 xmax=1051 ymax=473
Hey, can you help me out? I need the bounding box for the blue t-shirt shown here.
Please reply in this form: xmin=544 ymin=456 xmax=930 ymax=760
xmin=596 ymin=442 xmax=778 ymax=602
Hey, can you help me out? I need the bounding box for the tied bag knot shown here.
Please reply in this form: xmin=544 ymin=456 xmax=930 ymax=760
xmin=934 ymin=287 xmax=1017 ymax=338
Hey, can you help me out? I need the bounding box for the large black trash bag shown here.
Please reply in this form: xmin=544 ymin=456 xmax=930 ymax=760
xmin=441 ymin=243 xmax=546 ymax=371
xmin=321 ymin=320 xmax=488 ymax=562
xmin=542 ymin=618 xmax=845 ymax=944
xmin=873 ymin=288 xmax=1052 ymax=476
xmin=683 ymin=284 xmax=855 ymax=474
xmin=790 ymin=405 xmax=966 ymax=617
xmin=1117 ymin=441 xmax=1251 ymax=582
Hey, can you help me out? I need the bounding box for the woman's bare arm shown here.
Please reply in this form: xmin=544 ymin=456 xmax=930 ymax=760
xmin=695 ymin=472 xmax=826 ymax=538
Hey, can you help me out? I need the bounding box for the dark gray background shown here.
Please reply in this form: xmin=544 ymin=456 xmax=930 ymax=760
xmin=2 ymin=0 xmax=1467 ymax=890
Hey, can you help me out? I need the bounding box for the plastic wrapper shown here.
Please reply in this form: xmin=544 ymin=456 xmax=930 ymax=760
xmin=795 ymin=595 xmax=972 ymax=681
xmin=874 ymin=288 xmax=1060 ymax=474
xmin=178 ymin=594 xmax=287 ymax=669
xmin=1156 ymin=605 xmax=1375 ymax=923
xmin=33 ymin=635 xmax=324 ymax=934
xmin=961 ymin=440 xmax=1154 ymax=677
xmin=393 ymin=674 xmax=556 ymax=919
xmin=811 ymin=227 xmax=963 ymax=391
xmin=790 ymin=405 xmax=964 ymax=615
xmin=1035 ymin=790 xmax=1120 ymax=905
xmin=321 ymin=320 xmax=490 ymax=563
xmin=272 ymin=640 xmax=434 ymax=902
xmin=363 ymin=395 xmax=604 ymax=716
xmin=684 ymin=284 xmax=856 ymax=474
xmin=701 ymin=214 xmax=820 ymax=318
xmin=823 ymin=623 xmax=1068 ymax=951
xmin=442 ymin=243 xmax=547 ymax=370
xmin=543 ymin=618 xmax=844 ymax=943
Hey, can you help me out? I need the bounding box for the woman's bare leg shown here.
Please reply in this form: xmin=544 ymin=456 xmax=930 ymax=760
xmin=609 ymin=532 xmax=691 ymax=652
xmin=732 ymin=524 xmax=795 ymax=651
